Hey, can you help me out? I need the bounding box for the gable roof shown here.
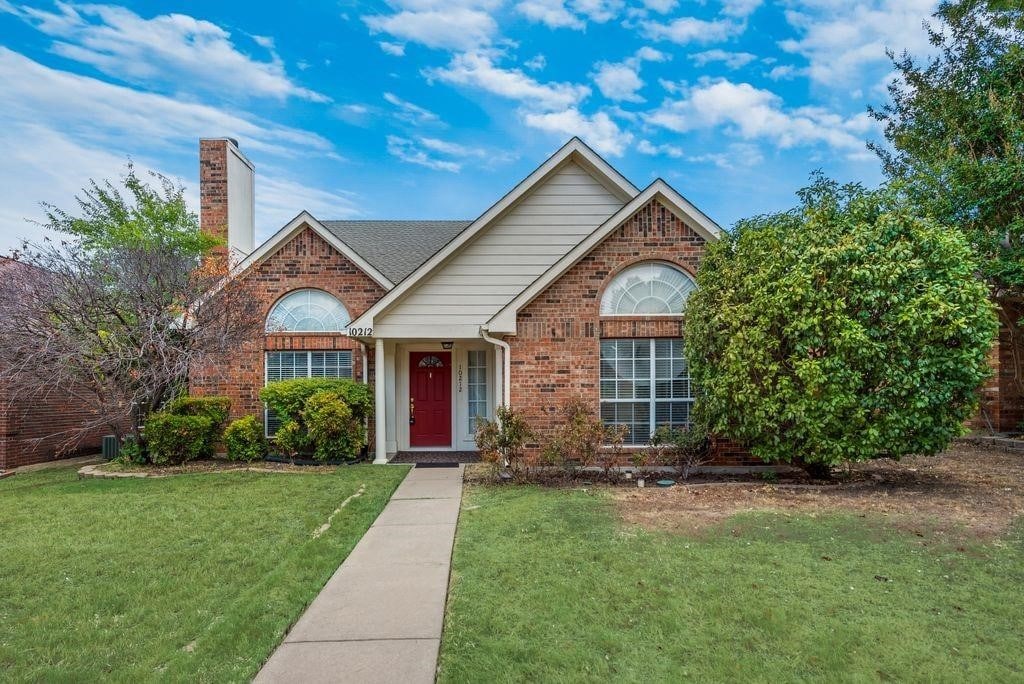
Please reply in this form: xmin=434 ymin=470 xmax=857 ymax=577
xmin=348 ymin=137 xmax=640 ymax=332
xmin=229 ymin=211 xmax=395 ymax=290
xmin=321 ymin=220 xmax=470 ymax=283
xmin=485 ymin=179 xmax=722 ymax=334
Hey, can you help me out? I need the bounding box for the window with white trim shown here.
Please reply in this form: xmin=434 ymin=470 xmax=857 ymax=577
xmin=266 ymin=289 xmax=351 ymax=333
xmin=467 ymin=350 xmax=488 ymax=433
xmin=599 ymin=339 xmax=693 ymax=445
xmin=264 ymin=350 xmax=353 ymax=436
xmin=600 ymin=262 xmax=696 ymax=315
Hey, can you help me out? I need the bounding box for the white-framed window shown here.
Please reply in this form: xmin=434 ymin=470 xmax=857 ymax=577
xmin=599 ymin=339 xmax=693 ymax=445
xmin=467 ymin=350 xmax=488 ymax=433
xmin=264 ymin=350 xmax=353 ymax=436
xmin=600 ymin=262 xmax=696 ymax=316
xmin=266 ymin=289 xmax=351 ymax=333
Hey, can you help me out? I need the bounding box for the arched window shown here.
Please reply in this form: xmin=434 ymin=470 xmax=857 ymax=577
xmin=266 ymin=289 xmax=351 ymax=333
xmin=600 ymin=262 xmax=696 ymax=316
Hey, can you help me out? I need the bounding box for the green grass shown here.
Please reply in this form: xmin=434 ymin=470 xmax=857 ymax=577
xmin=0 ymin=464 xmax=409 ymax=682
xmin=439 ymin=485 xmax=1024 ymax=682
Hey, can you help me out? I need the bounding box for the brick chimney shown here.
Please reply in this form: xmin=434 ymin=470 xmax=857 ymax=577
xmin=199 ymin=138 xmax=255 ymax=268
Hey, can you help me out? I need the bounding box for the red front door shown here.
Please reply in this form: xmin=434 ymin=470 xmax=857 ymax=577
xmin=409 ymin=351 xmax=452 ymax=447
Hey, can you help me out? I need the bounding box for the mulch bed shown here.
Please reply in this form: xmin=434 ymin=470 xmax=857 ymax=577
xmin=615 ymin=442 xmax=1024 ymax=540
xmin=92 ymin=459 xmax=342 ymax=476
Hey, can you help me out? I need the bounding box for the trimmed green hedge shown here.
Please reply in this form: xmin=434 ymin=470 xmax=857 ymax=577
xmin=259 ymin=378 xmax=372 ymax=462
xmin=223 ymin=416 xmax=267 ymax=462
xmin=144 ymin=414 xmax=214 ymax=465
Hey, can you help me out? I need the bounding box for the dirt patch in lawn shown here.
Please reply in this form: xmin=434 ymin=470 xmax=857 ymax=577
xmin=615 ymin=443 xmax=1024 ymax=540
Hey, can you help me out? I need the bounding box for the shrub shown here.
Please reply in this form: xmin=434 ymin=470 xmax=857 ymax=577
xmin=165 ymin=396 xmax=231 ymax=451
xmin=649 ymin=423 xmax=711 ymax=480
xmin=303 ymin=391 xmax=364 ymax=462
xmin=260 ymin=379 xmax=371 ymax=462
xmin=260 ymin=379 xmax=372 ymax=424
xmin=223 ymin=416 xmax=267 ymax=462
xmin=685 ymin=177 xmax=997 ymax=472
xmin=475 ymin=405 xmax=534 ymax=479
xmin=542 ymin=398 xmax=609 ymax=479
xmin=598 ymin=423 xmax=629 ymax=482
xmin=144 ymin=413 xmax=214 ymax=465
xmin=119 ymin=435 xmax=146 ymax=465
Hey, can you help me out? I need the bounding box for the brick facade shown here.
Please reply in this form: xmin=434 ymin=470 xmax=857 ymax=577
xmin=507 ymin=198 xmax=758 ymax=465
xmin=973 ymin=300 xmax=1024 ymax=432
xmin=190 ymin=226 xmax=385 ymax=424
xmin=0 ymin=388 xmax=106 ymax=470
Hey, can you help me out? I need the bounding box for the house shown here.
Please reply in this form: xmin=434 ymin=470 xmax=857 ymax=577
xmin=190 ymin=136 xmax=756 ymax=464
xmin=190 ymin=137 xmax=1020 ymax=464
xmin=0 ymin=257 xmax=108 ymax=470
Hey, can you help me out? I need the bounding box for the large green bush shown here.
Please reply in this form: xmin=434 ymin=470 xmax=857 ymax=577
xmin=165 ymin=396 xmax=231 ymax=451
xmin=223 ymin=415 xmax=267 ymax=462
xmin=144 ymin=413 xmax=214 ymax=465
xmin=685 ymin=178 xmax=997 ymax=471
xmin=259 ymin=378 xmax=371 ymax=462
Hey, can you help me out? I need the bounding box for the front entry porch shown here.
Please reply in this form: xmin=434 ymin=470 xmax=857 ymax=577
xmin=368 ymin=337 xmax=503 ymax=463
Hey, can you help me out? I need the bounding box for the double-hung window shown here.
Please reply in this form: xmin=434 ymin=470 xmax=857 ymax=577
xmin=599 ymin=339 xmax=693 ymax=445
xmin=264 ymin=350 xmax=353 ymax=436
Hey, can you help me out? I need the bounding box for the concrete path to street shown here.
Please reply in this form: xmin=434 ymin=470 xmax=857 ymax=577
xmin=255 ymin=464 xmax=464 ymax=684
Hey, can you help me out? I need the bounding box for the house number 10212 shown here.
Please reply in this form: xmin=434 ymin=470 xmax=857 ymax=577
xmin=457 ymin=364 xmax=463 ymax=393
xmin=346 ymin=327 xmax=372 ymax=336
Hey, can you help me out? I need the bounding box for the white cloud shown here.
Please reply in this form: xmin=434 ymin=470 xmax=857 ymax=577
xmin=766 ymin=64 xmax=800 ymax=80
xmin=721 ymin=0 xmax=762 ymax=18
xmin=383 ymin=92 xmax=443 ymax=125
xmin=364 ymin=0 xmax=499 ymax=51
xmin=645 ymin=78 xmax=871 ymax=155
xmin=591 ymin=47 xmax=669 ymax=102
xmin=524 ymin=53 xmax=547 ymax=70
xmin=516 ymin=0 xmax=622 ymax=30
xmin=690 ymin=49 xmax=757 ymax=69
xmin=379 ymin=41 xmax=406 ymax=56
xmin=424 ymin=52 xmax=590 ymax=111
xmin=780 ymin=0 xmax=935 ymax=86
xmin=386 ymin=135 xmax=462 ymax=171
xmin=636 ymin=139 xmax=684 ymax=157
xmin=7 ymin=2 xmax=326 ymax=102
xmin=516 ymin=0 xmax=583 ymax=29
xmin=0 ymin=47 xmax=335 ymax=158
xmin=642 ymin=16 xmax=743 ymax=44
xmin=522 ymin=109 xmax=632 ymax=156
xmin=641 ymin=0 xmax=677 ymax=13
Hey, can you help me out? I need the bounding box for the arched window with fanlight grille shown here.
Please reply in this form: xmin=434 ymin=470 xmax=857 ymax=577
xmin=266 ymin=289 xmax=351 ymax=333
xmin=599 ymin=262 xmax=696 ymax=316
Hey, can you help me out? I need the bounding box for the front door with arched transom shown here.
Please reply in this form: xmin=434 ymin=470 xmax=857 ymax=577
xmin=409 ymin=351 xmax=451 ymax=447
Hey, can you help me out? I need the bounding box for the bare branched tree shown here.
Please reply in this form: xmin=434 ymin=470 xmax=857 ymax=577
xmin=0 ymin=165 xmax=261 ymax=452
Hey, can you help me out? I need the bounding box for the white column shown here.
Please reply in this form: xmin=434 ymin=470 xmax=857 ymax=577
xmin=373 ymin=338 xmax=388 ymax=464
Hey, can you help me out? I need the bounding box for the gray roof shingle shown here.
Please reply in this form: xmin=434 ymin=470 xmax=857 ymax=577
xmin=320 ymin=220 xmax=472 ymax=284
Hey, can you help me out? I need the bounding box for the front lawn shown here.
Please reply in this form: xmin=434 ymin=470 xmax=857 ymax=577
xmin=440 ymin=483 xmax=1024 ymax=681
xmin=0 ymin=464 xmax=409 ymax=681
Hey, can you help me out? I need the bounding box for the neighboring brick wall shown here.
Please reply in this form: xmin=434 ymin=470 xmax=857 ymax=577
xmin=0 ymin=388 xmax=106 ymax=470
xmin=190 ymin=226 xmax=384 ymax=424
xmin=508 ymin=197 xmax=758 ymax=465
xmin=973 ymin=300 xmax=1024 ymax=432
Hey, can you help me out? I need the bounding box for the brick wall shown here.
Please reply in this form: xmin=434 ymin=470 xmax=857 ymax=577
xmin=199 ymin=139 xmax=229 ymax=266
xmin=508 ymin=197 xmax=758 ymax=465
xmin=973 ymin=300 xmax=1024 ymax=432
xmin=0 ymin=388 xmax=106 ymax=470
xmin=190 ymin=226 xmax=384 ymax=424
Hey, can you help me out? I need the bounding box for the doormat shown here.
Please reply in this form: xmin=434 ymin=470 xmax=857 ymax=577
xmin=415 ymin=462 xmax=460 ymax=468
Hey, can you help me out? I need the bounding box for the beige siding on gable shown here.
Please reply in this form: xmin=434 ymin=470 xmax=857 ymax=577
xmin=377 ymin=161 xmax=624 ymax=330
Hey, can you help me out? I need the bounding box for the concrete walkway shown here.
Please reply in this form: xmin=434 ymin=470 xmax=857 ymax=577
xmin=256 ymin=464 xmax=464 ymax=684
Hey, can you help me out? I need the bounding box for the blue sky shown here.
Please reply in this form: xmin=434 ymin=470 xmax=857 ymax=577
xmin=0 ymin=0 xmax=938 ymax=252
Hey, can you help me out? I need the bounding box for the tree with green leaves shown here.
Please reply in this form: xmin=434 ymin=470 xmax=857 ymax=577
xmin=0 ymin=166 xmax=260 ymax=450
xmin=870 ymin=0 xmax=1024 ymax=400
xmin=684 ymin=177 xmax=997 ymax=474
